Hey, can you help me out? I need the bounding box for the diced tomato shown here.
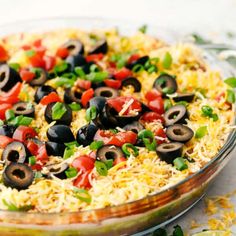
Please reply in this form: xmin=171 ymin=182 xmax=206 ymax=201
xmin=43 ymin=55 xmax=56 ymax=71
xmin=56 ymin=47 xmax=69 ymax=59
xmin=104 ymin=79 xmax=121 ymax=89
xmin=26 ymin=140 xmax=39 ymax=156
xmin=145 ymin=90 xmax=164 ymax=114
xmin=33 ymin=39 xmax=42 ymax=48
xmin=127 ymin=54 xmax=140 ymax=64
xmin=107 ymin=96 xmax=142 ymax=116
xmin=0 ymin=135 xmax=14 ymax=148
xmin=145 ymin=89 xmax=162 ymax=101
xmin=73 ymin=170 xmax=92 ymax=189
xmin=72 ymin=155 xmax=95 ymax=173
xmin=86 ymin=53 xmax=104 ymax=63
xmin=113 ymin=68 xmax=132 ymax=81
xmin=28 ymin=53 xmax=45 ymax=68
xmin=75 ymin=79 xmax=92 ymax=90
xmin=31 ymin=163 xmax=43 ymax=171
xmin=108 ymin=61 xmax=117 ymax=68
xmin=81 ymin=88 xmax=94 ymax=107
xmin=94 ymin=130 xmax=137 ymax=147
xmin=0 ymin=82 xmax=22 ymax=104
xmin=40 ymin=92 xmax=61 ymax=105
xmin=20 ymin=69 xmax=35 ymax=83
xmin=154 ymin=127 xmax=167 ymax=144
xmin=0 ymin=45 xmax=8 ymax=61
xmin=215 ymin=92 xmax=225 ymax=102
xmin=113 ymin=157 xmax=127 ymax=166
xmin=34 ymin=46 xmax=46 ymax=58
xmin=0 ymin=103 xmax=12 ymax=120
xmin=22 ymin=45 xmax=31 ymax=50
xmin=13 ymin=126 xmax=37 ymax=142
xmin=141 ymin=112 xmax=165 ymax=124
xmin=36 ymin=145 xmax=49 ymax=164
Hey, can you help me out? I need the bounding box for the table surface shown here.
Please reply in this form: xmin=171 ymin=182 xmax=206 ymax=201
xmin=0 ymin=0 xmax=236 ymax=234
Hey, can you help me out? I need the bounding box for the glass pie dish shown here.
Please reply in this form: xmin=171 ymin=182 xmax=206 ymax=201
xmin=0 ymin=17 xmax=235 ymax=236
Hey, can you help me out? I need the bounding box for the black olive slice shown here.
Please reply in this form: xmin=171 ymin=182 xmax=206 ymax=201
xmin=2 ymin=141 xmax=27 ymax=165
xmin=44 ymin=102 xmax=72 ymax=126
xmin=47 ymin=125 xmax=75 ymax=143
xmin=0 ymin=125 xmax=17 ymax=137
xmin=63 ymin=39 xmax=84 ymax=56
xmin=45 ymin=141 xmax=66 ymax=157
xmin=88 ymin=96 xmax=106 ymax=113
xmin=123 ymin=121 xmax=144 ymax=134
xmin=2 ymin=163 xmax=34 ymax=190
xmin=29 ymin=69 xmax=47 ymax=86
xmin=126 ymin=56 xmax=149 ymax=70
xmin=153 ymin=74 xmax=177 ymax=95
xmin=115 ymin=114 xmax=140 ymax=127
xmin=0 ymin=64 xmax=21 ymax=91
xmin=34 ymin=85 xmax=56 ymax=103
xmin=64 ymin=87 xmax=82 ymax=104
xmin=12 ymin=102 xmax=35 ymax=117
xmin=96 ymin=145 xmax=124 ymax=162
xmin=81 ymin=62 xmax=95 ymax=74
xmin=66 ymin=54 xmax=86 ymax=70
xmin=76 ymin=124 xmax=98 ymax=147
xmin=98 ymin=104 xmax=119 ymax=128
xmin=172 ymin=93 xmax=195 ymax=103
xmin=89 ymin=39 xmax=108 ymax=55
xmin=164 ymin=105 xmax=188 ymax=126
xmin=166 ymin=124 xmax=194 ymax=143
xmin=156 ymin=142 xmax=183 ymax=164
xmin=121 ymin=77 xmax=141 ymax=92
xmin=94 ymin=87 xmax=119 ymax=99
xmin=46 ymin=163 xmax=69 ymax=179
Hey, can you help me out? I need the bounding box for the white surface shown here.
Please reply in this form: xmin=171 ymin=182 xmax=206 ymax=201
xmin=0 ymin=0 xmax=236 ymax=234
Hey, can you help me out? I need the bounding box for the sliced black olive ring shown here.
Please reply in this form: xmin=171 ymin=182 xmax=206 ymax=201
xmin=34 ymin=85 xmax=56 ymax=103
xmin=153 ymin=74 xmax=177 ymax=95
xmin=172 ymin=93 xmax=195 ymax=103
xmin=126 ymin=56 xmax=149 ymax=69
xmin=156 ymin=142 xmax=183 ymax=164
xmin=30 ymin=68 xmax=47 ymax=86
xmin=2 ymin=141 xmax=27 ymax=165
xmin=97 ymin=145 xmax=124 ymax=162
xmin=47 ymin=125 xmax=75 ymax=144
xmin=88 ymin=39 xmax=108 ymax=55
xmin=0 ymin=124 xmax=17 ymax=137
xmin=0 ymin=64 xmax=21 ymax=91
xmin=88 ymin=96 xmax=106 ymax=113
xmin=46 ymin=163 xmax=69 ymax=179
xmin=166 ymin=124 xmax=194 ymax=143
xmin=2 ymin=163 xmax=34 ymax=190
xmin=63 ymin=39 xmax=84 ymax=56
xmin=76 ymin=124 xmax=98 ymax=147
xmin=121 ymin=77 xmax=141 ymax=92
xmin=46 ymin=141 xmax=66 ymax=157
xmin=123 ymin=121 xmax=144 ymax=134
xmin=164 ymin=104 xmax=188 ymax=126
xmin=94 ymin=87 xmax=119 ymax=99
xmin=12 ymin=102 xmax=35 ymax=117
xmin=64 ymin=87 xmax=82 ymax=104
xmin=66 ymin=54 xmax=86 ymax=70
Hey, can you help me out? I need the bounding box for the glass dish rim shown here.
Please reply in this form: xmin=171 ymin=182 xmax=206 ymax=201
xmin=0 ymin=16 xmax=235 ymax=217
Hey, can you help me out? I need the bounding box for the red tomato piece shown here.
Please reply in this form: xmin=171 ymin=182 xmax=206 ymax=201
xmin=13 ymin=126 xmax=37 ymax=142
xmin=20 ymin=69 xmax=35 ymax=83
xmin=81 ymin=88 xmax=94 ymax=107
xmin=86 ymin=53 xmax=104 ymax=62
xmin=145 ymin=89 xmax=162 ymax=101
xmin=147 ymin=97 xmax=164 ymax=114
xmin=113 ymin=157 xmax=127 ymax=166
xmin=104 ymin=79 xmax=121 ymax=89
xmin=113 ymin=68 xmax=132 ymax=81
xmin=22 ymin=45 xmax=31 ymax=50
xmin=75 ymin=79 xmax=92 ymax=90
xmin=0 ymin=103 xmax=12 ymax=120
xmin=40 ymin=92 xmax=61 ymax=105
xmin=73 ymin=170 xmax=92 ymax=189
xmin=72 ymin=155 xmax=95 ymax=173
xmin=36 ymin=145 xmax=49 ymax=164
xmin=28 ymin=53 xmax=45 ymax=68
xmin=0 ymin=45 xmax=8 ymax=61
xmin=141 ymin=112 xmax=165 ymax=124
xmin=215 ymin=92 xmax=225 ymax=102
xmin=33 ymin=39 xmax=42 ymax=47
xmin=0 ymin=135 xmax=14 ymax=148
xmin=0 ymin=82 xmax=22 ymax=104
xmin=31 ymin=163 xmax=43 ymax=171
xmin=127 ymin=54 xmax=140 ymax=64
xmin=56 ymin=47 xmax=69 ymax=59
xmin=154 ymin=127 xmax=167 ymax=145
xmin=26 ymin=140 xmax=39 ymax=156
xmin=43 ymin=55 xmax=56 ymax=71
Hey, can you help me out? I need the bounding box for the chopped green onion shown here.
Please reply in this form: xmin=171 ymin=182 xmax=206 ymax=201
xmin=86 ymin=106 xmax=97 ymax=121
xmin=9 ymin=63 xmax=20 ymax=71
xmin=34 ymin=172 xmax=43 ymax=179
xmin=64 ymin=141 xmax=79 ymax=148
xmin=95 ymin=161 xmax=108 ymax=176
xmin=29 ymin=156 xmax=36 ymax=166
xmin=30 ymin=67 xmax=42 ymax=78
xmin=52 ymin=102 xmax=67 ymax=120
xmin=2 ymin=199 xmax=32 ymax=212
xmin=138 ymin=129 xmax=154 ymax=139
xmin=143 ymin=138 xmax=157 ymax=151
xmin=61 ymin=72 xmax=77 ymax=80
xmin=211 ymin=113 xmax=219 ymax=122
xmin=162 ymin=52 xmax=172 ymax=69
xmin=132 ymin=64 xmax=144 ymax=73
xmin=138 ymin=129 xmax=157 ymax=151
xmin=63 ymin=147 xmax=75 ymax=159
xmin=54 ymin=77 xmax=75 ymax=88
xmin=122 ymin=143 xmax=139 ymax=157
xmin=173 ymin=157 xmax=188 ymax=171
xmin=65 ymin=167 xmax=78 ymax=178
xmin=162 ymin=87 xmax=175 ymax=94
xmin=173 ymin=225 xmax=184 ymax=236
xmin=175 ymin=101 xmax=189 ymax=107
xmin=147 ymin=65 xmax=157 ymax=74
xmin=89 ymin=140 xmax=104 ymax=150
xmin=201 ymin=105 xmax=213 ymax=117
xmin=226 ymin=89 xmax=235 ymax=103
xmin=89 ymin=64 xmax=100 ymax=72
xmin=109 ymin=129 xmax=118 ymax=134
xmin=224 ymin=77 xmax=236 ymax=88
xmin=5 ymin=109 xmax=15 ymax=121
xmin=73 ymin=187 xmax=92 ymax=203
xmin=164 ymin=99 xmax=172 ymax=111
xmin=25 ymin=49 xmax=36 ymax=57
xmin=74 ymin=67 xmax=86 ymax=78
xmin=0 ymin=120 xmax=4 ymax=126
xmin=150 ymin=57 xmax=159 ymax=64
xmin=18 ymin=116 xmax=33 ymax=126
xmin=54 ymin=62 xmax=69 ymax=75
xmin=110 ymin=51 xmax=134 ymax=69
xmin=195 ymin=126 xmax=208 ymax=139
xmin=138 ymin=24 xmax=147 ymax=34
xmin=104 ymin=159 xmax=113 ymax=169
xmin=86 ymin=71 xmax=108 ymax=83
xmin=152 ymin=228 xmax=167 ymax=236
xmin=69 ymin=103 xmax=81 ymax=111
